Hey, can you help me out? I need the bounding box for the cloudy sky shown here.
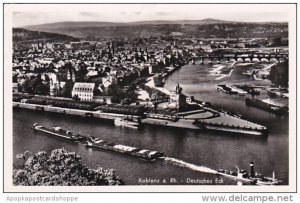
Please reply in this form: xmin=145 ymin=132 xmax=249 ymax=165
xmin=11 ymin=4 xmax=292 ymax=27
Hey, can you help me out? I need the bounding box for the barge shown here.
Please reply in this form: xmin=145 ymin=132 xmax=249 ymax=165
xmin=217 ymin=84 xmax=249 ymax=95
xmin=33 ymin=123 xmax=86 ymax=142
xmin=32 ymin=123 xmax=164 ymax=161
xmin=86 ymin=137 xmax=164 ymax=161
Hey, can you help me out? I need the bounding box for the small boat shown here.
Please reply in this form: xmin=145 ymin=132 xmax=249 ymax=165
xmin=217 ymin=162 xmax=282 ymax=186
xmin=217 ymin=84 xmax=238 ymax=95
xmin=114 ymin=117 xmax=140 ymax=128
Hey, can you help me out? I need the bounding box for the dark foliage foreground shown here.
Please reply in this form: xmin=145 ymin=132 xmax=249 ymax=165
xmin=13 ymin=148 xmax=124 ymax=186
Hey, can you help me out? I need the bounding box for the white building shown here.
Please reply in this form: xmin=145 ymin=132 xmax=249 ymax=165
xmin=72 ymin=82 xmax=95 ymax=101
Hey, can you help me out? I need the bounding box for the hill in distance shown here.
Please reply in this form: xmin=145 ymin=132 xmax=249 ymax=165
xmin=13 ymin=28 xmax=79 ymax=43
xmin=20 ymin=18 xmax=288 ymax=40
xmin=23 ymin=18 xmax=232 ymax=29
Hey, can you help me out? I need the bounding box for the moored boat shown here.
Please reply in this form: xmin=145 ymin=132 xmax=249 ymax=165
xmin=114 ymin=117 xmax=140 ymax=128
xmin=217 ymin=84 xmax=238 ymax=95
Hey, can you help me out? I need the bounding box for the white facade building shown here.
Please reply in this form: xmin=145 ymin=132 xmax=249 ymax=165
xmin=72 ymin=82 xmax=95 ymax=101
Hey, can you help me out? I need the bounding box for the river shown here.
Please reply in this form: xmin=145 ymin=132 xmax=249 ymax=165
xmin=13 ymin=63 xmax=289 ymax=185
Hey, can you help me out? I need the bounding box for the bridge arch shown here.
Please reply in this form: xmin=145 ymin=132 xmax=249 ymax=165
xmin=236 ymin=58 xmax=244 ymax=63
xmin=244 ymin=58 xmax=252 ymax=62
xmin=269 ymin=58 xmax=278 ymax=63
xmin=260 ymin=58 xmax=269 ymax=62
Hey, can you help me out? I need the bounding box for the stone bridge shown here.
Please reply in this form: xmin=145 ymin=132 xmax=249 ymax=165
xmin=190 ymin=53 xmax=288 ymax=63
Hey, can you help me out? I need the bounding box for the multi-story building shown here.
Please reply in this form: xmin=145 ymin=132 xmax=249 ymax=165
xmin=72 ymin=82 xmax=95 ymax=101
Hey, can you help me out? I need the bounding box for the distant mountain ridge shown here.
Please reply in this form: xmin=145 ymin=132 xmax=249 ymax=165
xmin=21 ymin=18 xmax=286 ymax=30
xmin=19 ymin=19 xmax=288 ymax=40
xmin=21 ymin=18 xmax=255 ymax=30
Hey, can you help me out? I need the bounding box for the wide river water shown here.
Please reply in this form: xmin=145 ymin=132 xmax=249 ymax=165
xmin=13 ymin=63 xmax=289 ymax=185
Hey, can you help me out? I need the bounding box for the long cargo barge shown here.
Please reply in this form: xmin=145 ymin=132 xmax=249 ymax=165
xmin=245 ymin=98 xmax=288 ymax=116
xmin=32 ymin=123 xmax=164 ymax=161
xmin=86 ymin=137 xmax=164 ymax=161
xmin=33 ymin=123 xmax=86 ymax=141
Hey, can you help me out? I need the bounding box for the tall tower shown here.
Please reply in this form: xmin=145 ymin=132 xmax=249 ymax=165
xmin=170 ymin=83 xmax=186 ymax=111
xmin=175 ymin=83 xmax=182 ymax=94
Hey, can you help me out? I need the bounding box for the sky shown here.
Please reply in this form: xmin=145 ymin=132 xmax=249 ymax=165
xmin=11 ymin=4 xmax=291 ymax=27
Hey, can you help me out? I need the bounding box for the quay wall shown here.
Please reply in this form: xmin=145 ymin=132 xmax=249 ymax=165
xmin=13 ymin=102 xmax=200 ymax=129
xmin=13 ymin=102 xmax=139 ymax=121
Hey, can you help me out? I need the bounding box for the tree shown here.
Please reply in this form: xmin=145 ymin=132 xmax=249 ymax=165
xmin=107 ymin=84 xmax=126 ymax=103
xmin=13 ymin=148 xmax=124 ymax=186
xmin=34 ymin=83 xmax=49 ymax=95
xmin=269 ymin=60 xmax=289 ymax=87
xmin=61 ymin=81 xmax=74 ymax=98
xmin=72 ymin=94 xmax=80 ymax=101
xmin=21 ymin=78 xmax=34 ymax=93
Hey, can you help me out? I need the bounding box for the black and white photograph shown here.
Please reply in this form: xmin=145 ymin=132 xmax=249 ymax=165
xmin=3 ymin=3 xmax=296 ymax=193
